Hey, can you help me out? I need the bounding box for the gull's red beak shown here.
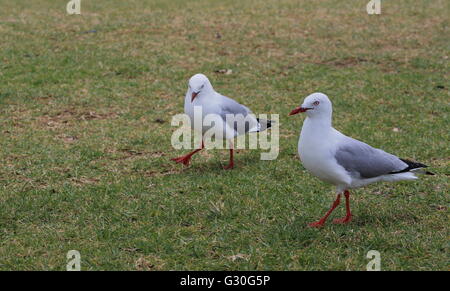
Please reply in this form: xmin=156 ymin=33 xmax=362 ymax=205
xmin=191 ymin=92 xmax=199 ymax=102
xmin=289 ymin=106 xmax=310 ymax=116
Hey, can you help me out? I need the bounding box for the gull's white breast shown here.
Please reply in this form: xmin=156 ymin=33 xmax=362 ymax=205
xmin=298 ymin=120 xmax=351 ymax=187
xmin=184 ymin=92 xmax=234 ymax=139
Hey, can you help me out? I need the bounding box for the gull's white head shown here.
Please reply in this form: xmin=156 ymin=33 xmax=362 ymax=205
xmin=289 ymin=92 xmax=332 ymax=119
xmin=188 ymin=73 xmax=213 ymax=102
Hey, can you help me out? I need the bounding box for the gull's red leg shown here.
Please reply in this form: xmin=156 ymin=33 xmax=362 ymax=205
xmin=171 ymin=140 xmax=204 ymax=166
xmin=223 ymin=139 xmax=234 ymax=170
xmin=333 ymin=190 xmax=352 ymax=224
xmin=223 ymin=148 xmax=234 ymax=170
xmin=308 ymin=194 xmax=341 ymax=228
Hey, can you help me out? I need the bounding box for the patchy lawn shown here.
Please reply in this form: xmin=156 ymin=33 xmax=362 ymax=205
xmin=0 ymin=0 xmax=448 ymax=270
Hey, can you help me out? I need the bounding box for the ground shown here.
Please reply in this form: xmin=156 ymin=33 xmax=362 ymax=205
xmin=0 ymin=0 xmax=448 ymax=270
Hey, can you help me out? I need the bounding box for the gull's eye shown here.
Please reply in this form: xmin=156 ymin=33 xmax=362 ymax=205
xmin=200 ymin=84 xmax=204 ymax=89
xmin=313 ymin=101 xmax=320 ymax=106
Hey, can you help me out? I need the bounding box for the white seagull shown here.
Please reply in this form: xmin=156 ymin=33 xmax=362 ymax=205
xmin=289 ymin=92 xmax=434 ymax=227
xmin=171 ymin=73 xmax=272 ymax=169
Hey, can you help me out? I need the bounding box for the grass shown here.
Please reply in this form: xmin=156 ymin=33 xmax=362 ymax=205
xmin=0 ymin=0 xmax=448 ymax=270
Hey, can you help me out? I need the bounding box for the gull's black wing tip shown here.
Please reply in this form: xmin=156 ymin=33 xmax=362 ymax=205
xmin=390 ymin=158 xmax=435 ymax=175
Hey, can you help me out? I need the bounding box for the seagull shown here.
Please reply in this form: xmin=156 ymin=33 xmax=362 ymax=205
xmin=171 ymin=73 xmax=272 ymax=169
xmin=289 ymin=92 xmax=434 ymax=228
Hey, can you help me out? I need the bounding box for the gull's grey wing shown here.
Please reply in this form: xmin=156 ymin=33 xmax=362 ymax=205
xmin=219 ymin=95 xmax=252 ymax=117
xmin=335 ymin=137 xmax=408 ymax=178
xmin=218 ymin=94 xmax=257 ymax=133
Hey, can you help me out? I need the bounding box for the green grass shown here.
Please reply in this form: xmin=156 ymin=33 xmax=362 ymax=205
xmin=0 ymin=0 xmax=449 ymax=270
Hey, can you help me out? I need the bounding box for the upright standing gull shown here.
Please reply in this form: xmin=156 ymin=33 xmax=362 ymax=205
xmin=289 ymin=93 xmax=433 ymax=227
xmin=171 ymin=74 xmax=272 ymax=169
